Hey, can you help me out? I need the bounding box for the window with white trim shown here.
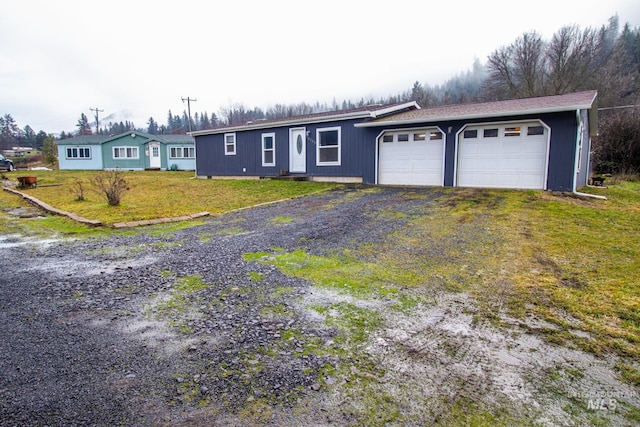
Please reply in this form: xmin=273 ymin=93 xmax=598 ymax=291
xmin=170 ymin=147 xmax=195 ymax=158
xmin=577 ymin=122 xmax=584 ymax=173
xmin=316 ymin=126 xmax=341 ymax=165
xmin=66 ymin=147 xmax=91 ymax=159
xmin=113 ymin=146 xmax=139 ymax=159
xmin=224 ymin=133 xmax=236 ymax=155
xmin=262 ymin=133 xmax=275 ymax=167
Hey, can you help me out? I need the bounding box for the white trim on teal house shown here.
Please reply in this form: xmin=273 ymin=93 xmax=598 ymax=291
xmin=56 ymin=131 xmax=195 ymax=171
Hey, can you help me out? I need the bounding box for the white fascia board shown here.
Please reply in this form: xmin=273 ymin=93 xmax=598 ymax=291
xmin=189 ymin=102 xmax=421 ymax=136
xmin=190 ymin=111 xmax=373 ymax=136
xmin=355 ymin=104 xmax=596 ymax=128
xmin=369 ymin=101 xmax=421 ymax=118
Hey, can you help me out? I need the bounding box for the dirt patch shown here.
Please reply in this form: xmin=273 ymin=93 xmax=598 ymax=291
xmin=369 ymin=293 xmax=637 ymax=425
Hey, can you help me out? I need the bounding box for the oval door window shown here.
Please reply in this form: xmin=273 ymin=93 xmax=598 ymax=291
xmin=296 ymin=135 xmax=303 ymax=155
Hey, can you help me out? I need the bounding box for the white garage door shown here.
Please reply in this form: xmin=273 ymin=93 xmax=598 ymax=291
xmin=457 ymin=122 xmax=548 ymax=189
xmin=378 ymin=129 xmax=444 ymax=186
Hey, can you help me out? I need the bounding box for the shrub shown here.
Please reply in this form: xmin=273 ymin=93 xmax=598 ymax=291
xmin=91 ymin=170 xmax=129 ymax=206
xmin=69 ymin=179 xmax=87 ymax=201
xmin=592 ymin=109 xmax=640 ymax=175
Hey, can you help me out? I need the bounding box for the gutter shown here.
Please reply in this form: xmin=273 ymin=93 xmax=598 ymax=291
xmin=573 ymin=191 xmax=607 ymax=200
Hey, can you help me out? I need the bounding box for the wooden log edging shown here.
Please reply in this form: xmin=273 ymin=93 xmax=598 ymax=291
xmin=3 ymin=187 xmax=209 ymax=228
xmin=3 ymin=187 xmax=103 ymax=227
xmin=111 ymin=212 xmax=209 ymax=228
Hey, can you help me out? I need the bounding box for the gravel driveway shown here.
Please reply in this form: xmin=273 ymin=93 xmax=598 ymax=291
xmin=1 ymin=186 xmax=637 ymax=426
xmin=0 ymin=186 xmax=422 ymax=426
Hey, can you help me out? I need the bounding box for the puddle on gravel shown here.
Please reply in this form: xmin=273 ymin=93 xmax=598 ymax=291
xmin=0 ymin=233 xmax=61 ymax=249
xmin=21 ymin=255 xmax=158 ymax=277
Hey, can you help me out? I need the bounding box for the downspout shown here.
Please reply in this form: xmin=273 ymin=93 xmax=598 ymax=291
xmin=572 ymin=110 xmax=607 ymax=200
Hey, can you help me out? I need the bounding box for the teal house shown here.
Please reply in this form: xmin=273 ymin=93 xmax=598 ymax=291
xmin=56 ymin=131 xmax=195 ymax=171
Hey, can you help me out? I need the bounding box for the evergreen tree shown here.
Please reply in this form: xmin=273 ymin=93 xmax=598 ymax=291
xmin=147 ymin=117 xmax=158 ymax=134
xmin=42 ymin=135 xmax=57 ymax=165
xmin=35 ymin=130 xmax=48 ymax=150
xmin=200 ymin=112 xmax=211 ymax=130
xmin=76 ymin=113 xmax=92 ymax=136
xmin=23 ymin=125 xmax=36 ymax=146
xmin=0 ymin=114 xmax=21 ymax=149
xmin=167 ymin=110 xmax=174 ymax=131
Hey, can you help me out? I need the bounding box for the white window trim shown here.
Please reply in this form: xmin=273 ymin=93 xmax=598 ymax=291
xmin=113 ymin=146 xmax=139 ymax=159
xmin=576 ymin=121 xmax=585 ymax=173
xmin=170 ymin=146 xmax=195 ymax=159
xmin=224 ymin=132 xmax=236 ymax=156
xmin=262 ymin=132 xmax=276 ymax=167
xmin=66 ymin=146 xmax=91 ymax=160
xmin=316 ymin=126 xmax=341 ymax=166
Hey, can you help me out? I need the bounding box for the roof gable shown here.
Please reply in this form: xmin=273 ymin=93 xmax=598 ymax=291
xmin=190 ymin=101 xmax=420 ymax=136
xmin=102 ymin=130 xmax=152 ymax=144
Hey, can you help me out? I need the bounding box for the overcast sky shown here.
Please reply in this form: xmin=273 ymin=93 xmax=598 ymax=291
xmin=1 ymin=0 xmax=639 ymax=134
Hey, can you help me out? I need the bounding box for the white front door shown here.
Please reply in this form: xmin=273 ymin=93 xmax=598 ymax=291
xmin=289 ymin=127 xmax=306 ymax=173
xmin=149 ymin=142 xmax=161 ymax=169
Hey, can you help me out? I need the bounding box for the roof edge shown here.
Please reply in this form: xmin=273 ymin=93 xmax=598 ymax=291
xmin=190 ymin=101 xmax=421 ymax=136
xmin=355 ymin=93 xmax=597 ymax=128
xmin=190 ymin=111 xmax=373 ymax=136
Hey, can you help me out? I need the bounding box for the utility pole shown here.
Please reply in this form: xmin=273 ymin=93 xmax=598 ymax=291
xmin=90 ymin=107 xmax=104 ymax=134
xmin=181 ymin=97 xmax=197 ymax=133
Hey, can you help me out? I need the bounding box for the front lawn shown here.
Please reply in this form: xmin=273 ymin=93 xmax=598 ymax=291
xmin=0 ymin=170 xmax=336 ymax=227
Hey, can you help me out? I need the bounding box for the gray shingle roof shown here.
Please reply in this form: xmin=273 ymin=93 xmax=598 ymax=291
xmin=355 ymin=91 xmax=597 ymax=127
xmin=55 ymin=131 xmax=194 ymax=145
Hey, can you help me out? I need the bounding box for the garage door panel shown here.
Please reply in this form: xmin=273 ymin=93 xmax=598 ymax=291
xmin=379 ymin=130 xmax=444 ymax=186
xmin=458 ymin=122 xmax=547 ymax=190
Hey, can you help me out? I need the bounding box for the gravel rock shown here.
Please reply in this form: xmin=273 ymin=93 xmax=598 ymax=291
xmin=0 ymin=186 xmax=440 ymax=426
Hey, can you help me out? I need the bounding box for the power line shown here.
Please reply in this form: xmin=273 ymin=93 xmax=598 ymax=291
xmin=181 ymin=97 xmax=197 ymax=133
xmin=597 ymin=104 xmax=638 ymax=111
xmin=90 ymin=107 xmax=104 ymax=134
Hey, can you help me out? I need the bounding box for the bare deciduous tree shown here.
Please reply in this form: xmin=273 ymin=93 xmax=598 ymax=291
xmin=486 ymin=31 xmax=546 ymax=99
xmin=546 ymin=25 xmax=599 ymax=94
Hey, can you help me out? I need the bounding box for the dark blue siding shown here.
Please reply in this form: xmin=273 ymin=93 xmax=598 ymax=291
xmin=195 ymin=118 xmax=380 ymax=182
xmin=195 ymin=111 xmax=581 ymax=191
xmin=541 ymin=111 xmax=578 ymax=191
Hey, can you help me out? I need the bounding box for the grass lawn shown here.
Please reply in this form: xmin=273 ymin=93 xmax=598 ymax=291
xmin=250 ymin=180 xmax=640 ymax=363
xmin=0 ymin=170 xmax=336 ymax=227
xmin=233 ymin=179 xmax=640 ymax=425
